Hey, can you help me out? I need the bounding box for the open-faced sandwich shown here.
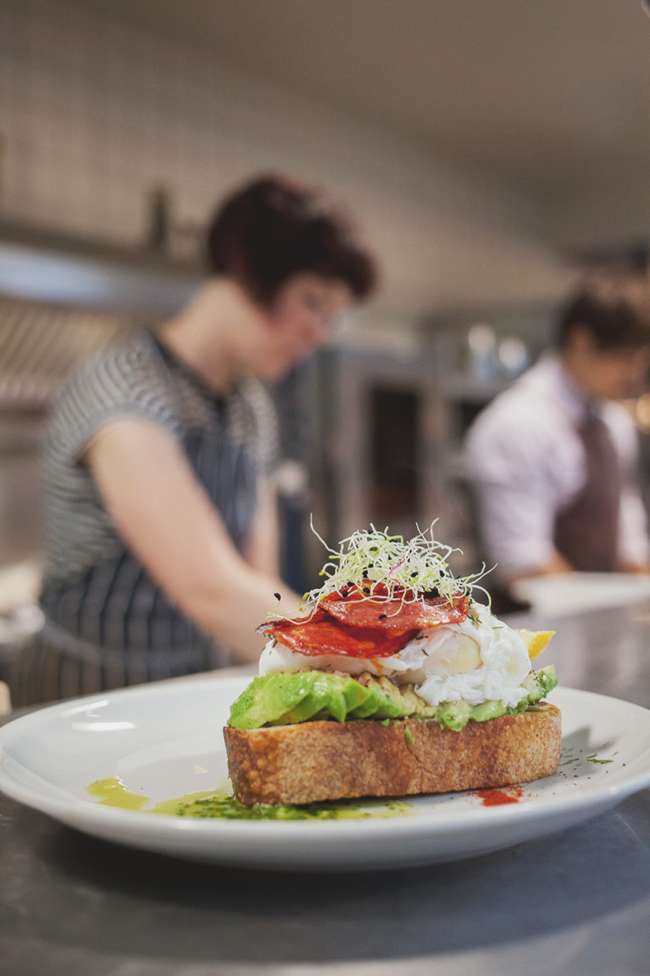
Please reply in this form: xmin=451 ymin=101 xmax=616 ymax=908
xmin=224 ymin=525 xmax=560 ymax=806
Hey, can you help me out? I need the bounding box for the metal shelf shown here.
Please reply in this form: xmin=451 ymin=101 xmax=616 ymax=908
xmin=0 ymin=220 xmax=202 ymax=318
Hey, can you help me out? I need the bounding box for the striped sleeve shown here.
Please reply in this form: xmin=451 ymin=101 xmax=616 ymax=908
xmin=48 ymin=338 xmax=183 ymax=466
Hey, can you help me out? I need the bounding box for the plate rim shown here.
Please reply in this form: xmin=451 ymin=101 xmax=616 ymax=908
xmin=1 ymin=679 xmax=649 ymax=841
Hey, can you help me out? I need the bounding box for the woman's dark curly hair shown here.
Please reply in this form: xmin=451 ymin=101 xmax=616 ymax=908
xmin=206 ymin=174 xmax=378 ymax=306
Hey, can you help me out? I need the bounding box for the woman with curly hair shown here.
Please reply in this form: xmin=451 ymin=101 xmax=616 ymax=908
xmin=18 ymin=175 xmax=377 ymax=703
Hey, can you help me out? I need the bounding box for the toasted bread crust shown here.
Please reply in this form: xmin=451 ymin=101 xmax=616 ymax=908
xmin=224 ymin=703 xmax=561 ymax=806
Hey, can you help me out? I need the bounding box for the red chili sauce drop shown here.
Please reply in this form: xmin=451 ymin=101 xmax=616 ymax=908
xmin=476 ymin=786 xmax=524 ymax=806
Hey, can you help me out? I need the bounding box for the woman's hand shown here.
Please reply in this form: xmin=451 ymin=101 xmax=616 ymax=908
xmin=85 ymin=418 xmax=298 ymax=662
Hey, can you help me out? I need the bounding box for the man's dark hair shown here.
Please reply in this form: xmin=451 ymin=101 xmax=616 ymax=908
xmin=205 ymin=174 xmax=378 ymax=306
xmin=557 ymin=273 xmax=650 ymax=350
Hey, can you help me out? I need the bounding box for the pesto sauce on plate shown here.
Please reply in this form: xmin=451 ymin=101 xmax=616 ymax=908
xmin=88 ymin=777 xmax=411 ymax=821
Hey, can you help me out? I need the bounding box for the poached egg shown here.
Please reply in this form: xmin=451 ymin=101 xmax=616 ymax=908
xmin=259 ymin=603 xmax=531 ymax=709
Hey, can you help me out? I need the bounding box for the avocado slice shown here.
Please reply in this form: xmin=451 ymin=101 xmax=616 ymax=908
xmin=229 ymin=671 xmax=413 ymax=727
xmin=523 ymin=665 xmax=558 ymax=703
xmin=274 ymin=673 xmax=357 ymax=724
xmin=399 ymin=685 xmax=437 ymax=719
xmin=347 ymin=677 xmax=404 ymax=720
xmin=228 ymin=673 xmax=313 ymax=730
xmin=227 ymin=666 xmax=559 ymax=731
xmin=470 ymin=699 xmax=508 ymax=723
xmin=436 ymin=699 xmax=473 ymax=731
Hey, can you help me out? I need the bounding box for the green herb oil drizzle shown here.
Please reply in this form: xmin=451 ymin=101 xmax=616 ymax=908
xmin=87 ymin=777 xmax=411 ymax=821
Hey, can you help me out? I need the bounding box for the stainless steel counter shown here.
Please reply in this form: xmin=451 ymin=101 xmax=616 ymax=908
xmin=1 ymin=600 xmax=649 ymax=976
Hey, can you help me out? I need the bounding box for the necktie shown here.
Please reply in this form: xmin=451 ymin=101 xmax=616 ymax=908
xmin=554 ymin=410 xmax=621 ymax=571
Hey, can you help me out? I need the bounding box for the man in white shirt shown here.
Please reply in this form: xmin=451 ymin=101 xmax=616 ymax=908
xmin=466 ymin=274 xmax=650 ymax=583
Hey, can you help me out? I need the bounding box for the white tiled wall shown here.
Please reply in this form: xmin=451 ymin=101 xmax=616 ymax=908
xmin=0 ymin=0 xmax=571 ymax=317
xmin=1 ymin=0 xmax=226 ymax=244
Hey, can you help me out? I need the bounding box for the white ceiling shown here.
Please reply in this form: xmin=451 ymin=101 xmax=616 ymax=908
xmin=99 ymin=0 xmax=650 ymax=245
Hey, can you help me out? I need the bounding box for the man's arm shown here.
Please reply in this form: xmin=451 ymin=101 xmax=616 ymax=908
xmin=609 ymin=407 xmax=650 ymax=573
xmin=466 ymin=408 xmax=575 ymax=582
xmin=472 ymin=474 xmax=574 ymax=583
xmin=617 ymin=482 xmax=650 ymax=573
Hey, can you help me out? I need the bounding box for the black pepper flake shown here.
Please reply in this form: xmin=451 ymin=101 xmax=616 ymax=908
xmin=378 ymin=613 xmax=387 ymax=621
xmin=362 ymin=570 xmax=369 ymax=579
xmin=273 ymin=592 xmax=281 ymax=601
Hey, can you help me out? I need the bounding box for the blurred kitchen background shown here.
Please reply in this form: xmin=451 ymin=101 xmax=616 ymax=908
xmin=1 ymin=0 xmax=649 ymax=648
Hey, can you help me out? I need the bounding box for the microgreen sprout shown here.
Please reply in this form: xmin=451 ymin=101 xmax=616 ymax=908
xmin=300 ymin=517 xmax=493 ymax=613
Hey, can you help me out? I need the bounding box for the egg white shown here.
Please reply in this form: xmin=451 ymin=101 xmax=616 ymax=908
xmin=258 ymin=603 xmax=531 ymax=709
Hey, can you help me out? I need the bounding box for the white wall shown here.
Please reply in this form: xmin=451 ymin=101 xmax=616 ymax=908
xmin=0 ymin=0 xmax=572 ymax=324
xmin=541 ymin=172 xmax=650 ymax=252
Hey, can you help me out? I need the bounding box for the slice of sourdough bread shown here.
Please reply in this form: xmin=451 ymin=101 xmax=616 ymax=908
xmin=224 ymin=702 xmax=561 ymax=806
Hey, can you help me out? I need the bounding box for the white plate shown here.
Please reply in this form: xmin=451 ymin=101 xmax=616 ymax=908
xmin=511 ymin=572 xmax=650 ymax=616
xmin=1 ymin=676 xmax=649 ymax=872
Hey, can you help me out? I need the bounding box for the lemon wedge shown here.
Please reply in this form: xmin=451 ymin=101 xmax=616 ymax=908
xmin=520 ymin=629 xmax=556 ymax=660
